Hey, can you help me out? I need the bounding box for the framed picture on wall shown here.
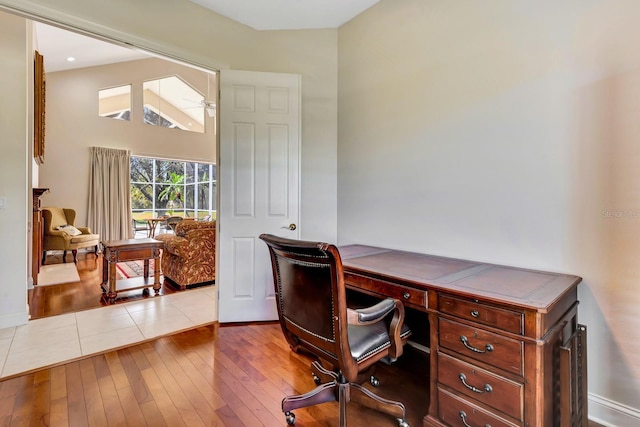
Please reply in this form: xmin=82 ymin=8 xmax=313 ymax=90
xmin=34 ymin=50 xmax=45 ymax=164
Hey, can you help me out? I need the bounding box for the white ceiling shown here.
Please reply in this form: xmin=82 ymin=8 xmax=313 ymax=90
xmin=35 ymin=23 xmax=149 ymax=72
xmin=189 ymin=0 xmax=381 ymax=30
xmin=34 ymin=1 xmax=380 ymax=72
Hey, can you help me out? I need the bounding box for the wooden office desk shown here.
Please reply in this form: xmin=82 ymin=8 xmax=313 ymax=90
xmin=340 ymin=245 xmax=587 ymax=427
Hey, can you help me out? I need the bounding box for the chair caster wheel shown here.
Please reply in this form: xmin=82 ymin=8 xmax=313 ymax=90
xmin=285 ymin=411 xmax=296 ymax=425
xmin=312 ymin=374 xmax=321 ymax=385
xmin=370 ymin=375 xmax=380 ymax=387
xmin=397 ymin=419 xmax=409 ymax=427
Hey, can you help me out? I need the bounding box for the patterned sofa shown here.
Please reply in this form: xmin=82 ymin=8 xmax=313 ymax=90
xmin=155 ymin=220 xmax=216 ymax=290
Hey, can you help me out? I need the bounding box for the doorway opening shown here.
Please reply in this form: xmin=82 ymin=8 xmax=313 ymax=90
xmin=23 ymin=15 xmax=220 ymax=320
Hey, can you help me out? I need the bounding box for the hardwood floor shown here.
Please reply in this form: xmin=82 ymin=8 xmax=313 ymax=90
xmin=23 ymin=253 xmax=603 ymax=426
xmin=22 ymin=251 xmax=429 ymax=425
xmin=29 ymin=252 xmax=180 ymax=320
xmin=0 ymin=323 xmax=429 ymax=426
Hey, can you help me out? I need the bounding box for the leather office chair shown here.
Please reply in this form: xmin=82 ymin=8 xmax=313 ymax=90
xmin=260 ymin=234 xmax=411 ymax=427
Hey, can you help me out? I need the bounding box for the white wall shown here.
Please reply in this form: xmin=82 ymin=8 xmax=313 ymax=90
xmin=0 ymin=13 xmax=31 ymax=327
xmin=39 ymin=58 xmax=216 ymax=224
xmin=338 ymin=0 xmax=640 ymax=425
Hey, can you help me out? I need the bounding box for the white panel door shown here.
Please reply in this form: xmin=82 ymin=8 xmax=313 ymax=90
xmin=218 ymin=70 xmax=300 ymax=323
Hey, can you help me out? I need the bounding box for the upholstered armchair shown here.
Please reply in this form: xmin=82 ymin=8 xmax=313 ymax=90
xmin=41 ymin=207 xmax=100 ymax=264
xmin=155 ymin=220 xmax=216 ymax=290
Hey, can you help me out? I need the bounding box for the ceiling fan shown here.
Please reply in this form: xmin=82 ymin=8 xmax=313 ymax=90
xmin=182 ymin=72 xmax=216 ymax=117
xmin=190 ymin=99 xmax=216 ymax=118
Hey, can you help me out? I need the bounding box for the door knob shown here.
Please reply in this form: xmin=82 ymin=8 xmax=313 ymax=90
xmin=281 ymin=223 xmax=297 ymax=231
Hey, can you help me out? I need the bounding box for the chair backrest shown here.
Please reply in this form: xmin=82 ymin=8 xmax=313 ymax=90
xmin=165 ymin=216 xmax=183 ymax=231
xmin=42 ymin=207 xmax=76 ymax=232
xmin=260 ymin=234 xmax=356 ymax=378
xmin=174 ymin=219 xmax=216 ymax=237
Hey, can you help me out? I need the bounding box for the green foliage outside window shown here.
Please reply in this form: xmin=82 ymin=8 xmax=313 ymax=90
xmin=130 ymin=156 xmax=216 ymax=218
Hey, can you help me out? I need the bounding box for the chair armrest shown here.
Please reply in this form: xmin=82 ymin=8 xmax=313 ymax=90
xmin=347 ymin=298 xmax=397 ymax=325
xmin=47 ymin=230 xmax=72 ymax=241
xmin=158 ymin=225 xmax=214 ymax=260
xmin=386 ymin=298 xmax=406 ymax=359
xmin=77 ymin=227 xmax=92 ymax=234
xmin=163 ymin=237 xmax=190 ymax=258
xmin=348 ymin=298 xmax=406 ymax=360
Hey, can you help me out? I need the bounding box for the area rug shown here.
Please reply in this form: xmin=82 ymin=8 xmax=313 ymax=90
xmin=37 ymin=263 xmax=81 ymax=286
xmin=116 ymin=259 xmax=158 ymax=279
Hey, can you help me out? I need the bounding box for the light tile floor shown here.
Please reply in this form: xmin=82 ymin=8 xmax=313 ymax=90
xmin=0 ymin=286 xmax=217 ymax=379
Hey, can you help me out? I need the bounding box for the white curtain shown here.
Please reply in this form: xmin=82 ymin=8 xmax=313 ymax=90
xmin=88 ymin=147 xmax=132 ymax=241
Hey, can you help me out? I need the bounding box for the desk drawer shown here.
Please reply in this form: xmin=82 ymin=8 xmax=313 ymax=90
xmin=439 ymin=318 xmax=524 ymax=376
xmin=344 ymin=272 xmax=426 ymax=309
xmin=439 ymin=294 xmax=524 ymax=335
xmin=438 ymin=352 xmax=523 ymax=421
xmin=438 ymin=388 xmax=519 ymax=427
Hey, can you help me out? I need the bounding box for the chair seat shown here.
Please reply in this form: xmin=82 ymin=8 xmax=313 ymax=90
xmin=70 ymin=233 xmax=99 ymax=244
xmin=348 ymin=322 xmax=411 ymax=362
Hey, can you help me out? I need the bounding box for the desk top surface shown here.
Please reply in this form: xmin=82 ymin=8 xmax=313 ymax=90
xmin=339 ymin=245 xmax=582 ymax=311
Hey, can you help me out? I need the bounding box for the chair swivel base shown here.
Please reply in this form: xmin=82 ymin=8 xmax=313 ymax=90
xmin=282 ymin=361 xmax=409 ymax=427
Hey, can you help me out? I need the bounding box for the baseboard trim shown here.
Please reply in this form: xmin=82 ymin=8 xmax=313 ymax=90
xmin=0 ymin=311 xmax=29 ymax=329
xmin=590 ymin=392 xmax=640 ymax=427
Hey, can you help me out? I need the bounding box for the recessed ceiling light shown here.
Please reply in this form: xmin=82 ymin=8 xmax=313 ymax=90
xmin=66 ymin=57 xmax=76 ymax=62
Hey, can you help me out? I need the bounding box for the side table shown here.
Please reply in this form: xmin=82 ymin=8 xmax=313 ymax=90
xmin=101 ymin=238 xmax=164 ymax=304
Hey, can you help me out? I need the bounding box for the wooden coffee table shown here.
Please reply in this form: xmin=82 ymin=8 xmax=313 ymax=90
xmin=101 ymin=238 xmax=164 ymax=304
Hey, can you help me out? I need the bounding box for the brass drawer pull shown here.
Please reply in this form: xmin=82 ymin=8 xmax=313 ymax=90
xmin=458 ymin=373 xmax=493 ymax=394
xmin=403 ymin=292 xmax=410 ymax=300
xmin=470 ymin=309 xmax=480 ymax=318
xmin=460 ymin=335 xmax=494 ymax=353
xmin=459 ymin=410 xmax=490 ymax=427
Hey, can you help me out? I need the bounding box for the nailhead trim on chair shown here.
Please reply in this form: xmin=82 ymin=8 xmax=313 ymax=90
xmin=284 ymin=317 xmax=336 ymax=344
